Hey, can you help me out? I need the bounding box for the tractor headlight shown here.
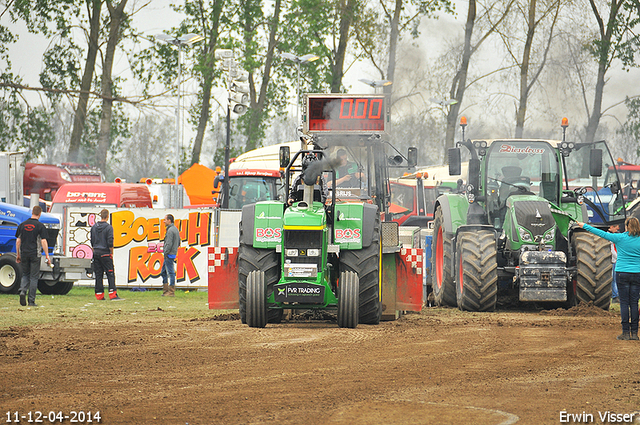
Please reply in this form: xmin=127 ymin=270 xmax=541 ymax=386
xmin=286 ymin=249 xmax=298 ymax=256
xmin=544 ymin=228 xmax=555 ymax=242
xmin=307 ymin=249 xmax=320 ymax=256
xmin=519 ymin=227 xmax=532 ymax=242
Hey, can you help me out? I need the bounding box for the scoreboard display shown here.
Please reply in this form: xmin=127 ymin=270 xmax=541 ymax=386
xmin=302 ymin=94 xmax=389 ymax=134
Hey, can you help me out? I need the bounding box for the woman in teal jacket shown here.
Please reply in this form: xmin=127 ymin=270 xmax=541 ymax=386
xmin=576 ymin=217 xmax=640 ymax=341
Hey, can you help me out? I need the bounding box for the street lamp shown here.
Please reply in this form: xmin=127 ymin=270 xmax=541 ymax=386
xmin=281 ymin=52 xmax=320 ymax=124
xmin=214 ymin=49 xmax=250 ymax=209
xmin=156 ymin=33 xmax=205 ymax=186
xmin=359 ymin=78 xmax=392 ymax=93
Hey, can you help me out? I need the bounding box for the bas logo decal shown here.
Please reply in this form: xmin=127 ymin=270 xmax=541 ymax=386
xmin=256 ymin=227 xmax=281 ymax=242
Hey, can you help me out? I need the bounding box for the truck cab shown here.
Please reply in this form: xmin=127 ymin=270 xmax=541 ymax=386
xmin=24 ymin=162 xmax=103 ymax=202
xmin=50 ymin=182 xmax=153 ymax=214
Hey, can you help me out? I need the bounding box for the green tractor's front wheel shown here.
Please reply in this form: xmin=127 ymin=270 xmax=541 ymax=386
xmin=339 ymin=238 xmax=381 ymax=325
xmin=246 ymin=270 xmax=267 ymax=328
xmin=455 ymin=231 xmax=498 ymax=312
xmin=238 ymin=243 xmax=283 ymax=324
xmin=572 ymin=233 xmax=612 ymax=310
xmin=432 ymin=207 xmax=456 ymax=307
xmin=338 ymin=271 xmax=359 ymax=328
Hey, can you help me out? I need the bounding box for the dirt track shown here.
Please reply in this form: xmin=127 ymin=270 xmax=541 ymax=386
xmin=1 ymin=304 xmax=640 ymax=425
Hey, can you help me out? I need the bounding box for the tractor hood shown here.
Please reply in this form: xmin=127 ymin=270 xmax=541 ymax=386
xmin=283 ymin=203 xmax=326 ymax=228
xmin=505 ymin=195 xmax=556 ymax=246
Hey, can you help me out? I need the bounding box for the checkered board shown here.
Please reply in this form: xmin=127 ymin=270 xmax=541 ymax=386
xmin=400 ymin=248 xmax=424 ymax=275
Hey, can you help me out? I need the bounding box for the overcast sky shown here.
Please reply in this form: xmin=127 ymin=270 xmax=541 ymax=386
xmin=4 ymin=0 xmax=640 ymax=146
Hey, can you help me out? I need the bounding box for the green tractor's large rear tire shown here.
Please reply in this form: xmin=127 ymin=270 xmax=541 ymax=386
xmin=340 ymin=239 xmax=381 ymax=325
xmin=0 ymin=255 xmax=21 ymax=294
xmin=246 ymin=270 xmax=267 ymax=328
xmin=238 ymin=243 xmax=283 ymax=324
xmin=573 ymin=233 xmax=612 ymax=310
xmin=337 ymin=271 xmax=359 ymax=328
xmin=431 ymin=207 xmax=456 ymax=307
xmin=455 ymin=231 xmax=497 ymax=312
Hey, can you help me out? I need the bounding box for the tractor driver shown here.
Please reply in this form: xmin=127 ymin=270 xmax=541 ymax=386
xmin=288 ymin=153 xmax=329 ymax=205
xmin=331 ymin=149 xmax=364 ymax=187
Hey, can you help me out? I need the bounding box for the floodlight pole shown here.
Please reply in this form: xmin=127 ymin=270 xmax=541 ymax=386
xmin=296 ymin=61 xmax=301 ymax=124
xmin=222 ymin=59 xmax=234 ymax=209
xmin=223 ymin=102 xmax=231 ymax=209
xmin=157 ymin=33 xmax=204 ymax=186
xmin=175 ymin=44 xmax=182 ymax=186
xmin=281 ymin=53 xmax=319 ymax=126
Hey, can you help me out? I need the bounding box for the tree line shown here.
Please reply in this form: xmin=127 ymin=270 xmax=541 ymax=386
xmin=1 ymin=0 xmax=640 ymax=181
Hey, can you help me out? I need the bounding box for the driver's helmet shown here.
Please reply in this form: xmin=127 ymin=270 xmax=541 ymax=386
xmin=302 ymin=152 xmax=318 ymax=170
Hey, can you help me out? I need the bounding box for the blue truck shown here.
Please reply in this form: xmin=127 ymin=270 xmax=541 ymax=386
xmin=0 ymin=201 xmax=93 ymax=295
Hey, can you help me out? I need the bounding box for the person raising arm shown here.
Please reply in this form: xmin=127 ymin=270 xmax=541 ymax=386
xmin=575 ymin=217 xmax=640 ymax=340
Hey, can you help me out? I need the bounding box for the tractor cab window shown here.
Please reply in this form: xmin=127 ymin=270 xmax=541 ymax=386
xmin=389 ymin=182 xmax=414 ymax=221
xmin=325 ymin=145 xmax=370 ymax=200
xmin=605 ymin=167 xmax=640 ymax=200
xmin=228 ymin=177 xmax=281 ymax=210
xmin=485 ymin=141 xmax=559 ymax=226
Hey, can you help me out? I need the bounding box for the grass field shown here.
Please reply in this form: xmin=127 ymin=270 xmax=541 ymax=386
xmin=0 ymin=287 xmax=233 ymax=328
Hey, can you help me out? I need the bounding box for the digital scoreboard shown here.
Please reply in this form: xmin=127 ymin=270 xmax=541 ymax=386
xmin=302 ymin=94 xmax=389 ymax=134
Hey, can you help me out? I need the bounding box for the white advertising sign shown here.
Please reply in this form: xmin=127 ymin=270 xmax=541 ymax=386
xmin=64 ymin=207 xmax=216 ymax=288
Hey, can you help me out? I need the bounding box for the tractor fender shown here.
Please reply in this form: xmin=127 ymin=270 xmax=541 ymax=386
xmin=434 ymin=194 xmax=469 ymax=235
xmin=239 ymin=204 xmax=256 ymax=246
xmin=362 ymin=203 xmax=379 ymax=248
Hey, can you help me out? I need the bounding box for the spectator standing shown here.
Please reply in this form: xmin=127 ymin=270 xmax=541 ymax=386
xmin=161 ymin=214 xmax=180 ymax=297
xmin=576 ymin=218 xmax=640 ymax=340
xmin=15 ymin=206 xmax=50 ymax=307
xmin=90 ymin=209 xmax=122 ymax=301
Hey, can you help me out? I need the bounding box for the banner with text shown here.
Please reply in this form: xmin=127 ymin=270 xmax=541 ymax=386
xmin=64 ymin=207 xmax=216 ymax=288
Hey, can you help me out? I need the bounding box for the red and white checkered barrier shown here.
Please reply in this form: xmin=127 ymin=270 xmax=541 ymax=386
xmin=208 ymin=247 xmax=235 ymax=272
xmin=400 ymin=248 xmax=423 ymax=275
xmin=208 ymin=247 xmax=239 ymax=309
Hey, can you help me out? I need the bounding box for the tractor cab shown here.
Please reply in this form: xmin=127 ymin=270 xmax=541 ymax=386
xmin=483 ymin=140 xmax=561 ymax=228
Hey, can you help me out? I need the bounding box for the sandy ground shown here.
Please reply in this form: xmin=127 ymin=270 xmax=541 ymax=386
xmin=1 ymin=304 xmax=640 ymax=425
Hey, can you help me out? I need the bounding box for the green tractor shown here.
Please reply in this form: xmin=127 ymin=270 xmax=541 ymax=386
xmin=431 ymin=123 xmax=626 ymax=311
xmin=236 ymin=94 xmax=419 ymax=328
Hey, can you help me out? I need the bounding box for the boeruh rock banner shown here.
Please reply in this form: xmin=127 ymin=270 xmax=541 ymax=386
xmin=64 ymin=208 xmax=215 ymax=288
